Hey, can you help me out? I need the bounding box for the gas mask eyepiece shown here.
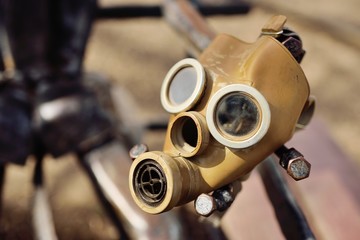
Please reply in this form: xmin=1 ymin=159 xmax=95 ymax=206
xmin=206 ymin=84 xmax=271 ymax=149
xmin=161 ymin=58 xmax=206 ymax=113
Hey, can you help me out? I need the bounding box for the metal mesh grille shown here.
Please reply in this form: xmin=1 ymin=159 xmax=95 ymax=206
xmin=133 ymin=160 xmax=167 ymax=206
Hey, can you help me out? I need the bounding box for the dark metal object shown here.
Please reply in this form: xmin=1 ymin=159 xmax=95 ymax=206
xmin=47 ymin=0 xmax=98 ymax=81
xmin=276 ymin=29 xmax=306 ymax=63
xmin=276 ymin=145 xmax=300 ymax=169
xmin=33 ymin=150 xmax=44 ymax=187
xmin=0 ymin=83 xmax=32 ymax=165
xmin=96 ymin=2 xmax=250 ymax=19
xmin=192 ymin=0 xmax=251 ymax=16
xmin=97 ymin=5 xmax=162 ymax=19
xmin=258 ymin=157 xmax=316 ymax=240
xmin=275 ymin=145 xmax=311 ymax=181
xmin=29 ymin=0 xmax=114 ymax=157
xmin=31 ymin=145 xmax=58 ymax=240
xmin=144 ymin=121 xmax=168 ymax=130
xmin=34 ymin=81 xmax=115 ymax=157
xmin=262 ymin=21 xmax=306 ymax=64
xmin=213 ymin=186 xmax=235 ymax=211
xmin=0 ymin=47 xmax=5 ymax=72
xmin=281 ymin=36 xmax=305 ymax=63
xmin=0 ymin=2 xmax=131 ymax=238
xmin=0 ymin=7 xmax=33 ymax=165
xmin=0 ymin=164 xmax=5 ymax=216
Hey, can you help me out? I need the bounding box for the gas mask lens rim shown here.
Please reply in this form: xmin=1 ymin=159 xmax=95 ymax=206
xmin=161 ymin=58 xmax=206 ymax=113
xmin=206 ymin=84 xmax=271 ymax=149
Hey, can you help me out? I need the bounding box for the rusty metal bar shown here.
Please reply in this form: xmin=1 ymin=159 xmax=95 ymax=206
xmin=163 ymin=0 xmax=217 ymax=55
xmin=258 ymin=157 xmax=316 ymax=240
xmin=77 ymin=151 xmax=130 ymax=240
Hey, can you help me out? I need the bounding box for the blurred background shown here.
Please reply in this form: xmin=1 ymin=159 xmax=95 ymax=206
xmin=1 ymin=0 xmax=359 ymax=239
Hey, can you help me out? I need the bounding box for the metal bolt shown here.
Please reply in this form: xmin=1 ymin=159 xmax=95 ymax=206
xmin=281 ymin=36 xmax=305 ymax=63
xmin=129 ymin=143 xmax=148 ymax=160
xmin=275 ymin=146 xmax=311 ymax=181
xmin=194 ymin=193 xmax=217 ymax=217
xmin=287 ymin=157 xmax=311 ymax=181
xmin=195 ymin=185 xmax=236 ymax=217
xmin=213 ymin=187 xmax=234 ymax=212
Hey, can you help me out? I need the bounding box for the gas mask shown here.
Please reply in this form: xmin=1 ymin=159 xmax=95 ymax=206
xmin=129 ymin=16 xmax=314 ymax=215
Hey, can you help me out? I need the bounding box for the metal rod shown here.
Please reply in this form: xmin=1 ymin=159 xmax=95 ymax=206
xmin=0 ymin=49 xmax=4 ymax=71
xmin=163 ymin=0 xmax=217 ymax=55
xmin=144 ymin=121 xmax=168 ymax=130
xmin=0 ymin=164 xmax=5 ymax=217
xmin=78 ymin=152 xmax=130 ymax=240
xmin=0 ymin=5 xmax=16 ymax=80
xmin=258 ymin=157 xmax=316 ymax=240
xmin=96 ymin=2 xmax=250 ymax=19
xmin=96 ymin=5 xmax=162 ymax=19
xmin=195 ymin=4 xmax=250 ymax=16
xmin=32 ymin=153 xmax=58 ymax=240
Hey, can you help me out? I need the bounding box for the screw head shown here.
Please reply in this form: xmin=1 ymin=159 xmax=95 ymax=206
xmin=129 ymin=143 xmax=148 ymax=160
xmin=287 ymin=157 xmax=311 ymax=181
xmin=194 ymin=194 xmax=216 ymax=217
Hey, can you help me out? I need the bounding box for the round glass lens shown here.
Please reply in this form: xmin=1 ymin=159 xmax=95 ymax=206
xmin=215 ymin=92 xmax=260 ymax=138
xmin=168 ymin=67 xmax=198 ymax=106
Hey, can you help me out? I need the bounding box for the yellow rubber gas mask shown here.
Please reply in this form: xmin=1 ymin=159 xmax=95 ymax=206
xmin=129 ymin=16 xmax=313 ymax=214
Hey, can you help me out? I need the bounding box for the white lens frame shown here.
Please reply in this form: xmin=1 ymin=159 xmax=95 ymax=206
xmin=161 ymin=58 xmax=206 ymax=113
xmin=206 ymin=84 xmax=271 ymax=149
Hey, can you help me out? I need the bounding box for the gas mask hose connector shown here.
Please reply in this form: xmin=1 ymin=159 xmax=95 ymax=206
xmin=129 ymin=151 xmax=194 ymax=214
xmin=169 ymin=111 xmax=209 ymax=157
